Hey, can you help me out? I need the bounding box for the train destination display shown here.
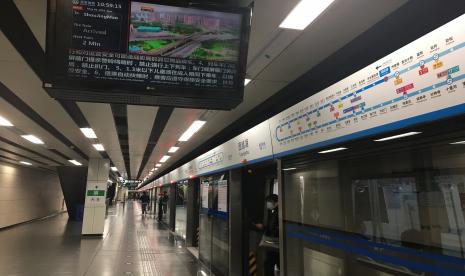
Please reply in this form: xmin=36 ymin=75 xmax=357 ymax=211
xmin=44 ymin=0 xmax=250 ymax=109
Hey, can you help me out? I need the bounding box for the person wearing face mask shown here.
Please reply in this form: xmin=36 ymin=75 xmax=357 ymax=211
xmin=254 ymin=194 xmax=280 ymax=275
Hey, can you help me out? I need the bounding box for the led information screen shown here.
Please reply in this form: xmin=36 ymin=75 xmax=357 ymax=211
xmin=44 ymin=0 xmax=251 ymax=109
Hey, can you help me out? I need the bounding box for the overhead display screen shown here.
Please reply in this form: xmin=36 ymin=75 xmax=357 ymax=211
xmin=44 ymin=0 xmax=251 ymax=109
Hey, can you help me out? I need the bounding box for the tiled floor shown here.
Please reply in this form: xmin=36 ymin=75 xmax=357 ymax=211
xmin=0 ymin=202 xmax=203 ymax=276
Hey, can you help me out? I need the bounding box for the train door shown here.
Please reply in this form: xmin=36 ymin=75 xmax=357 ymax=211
xmin=199 ymin=172 xmax=229 ymax=275
xmin=242 ymin=163 xmax=278 ymax=276
xmin=175 ymin=180 xmax=188 ymax=239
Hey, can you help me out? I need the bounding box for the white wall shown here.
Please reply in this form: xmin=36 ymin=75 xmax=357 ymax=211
xmin=0 ymin=161 xmax=64 ymax=228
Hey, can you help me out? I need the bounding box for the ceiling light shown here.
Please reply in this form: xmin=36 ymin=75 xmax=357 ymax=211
xmin=283 ymin=168 xmax=297 ymax=171
xmin=155 ymin=168 xmax=159 ymax=171
xmin=21 ymin=135 xmax=44 ymax=144
xmin=20 ymin=161 xmax=32 ymax=165
xmin=178 ymin=120 xmax=206 ymax=142
xmin=93 ymin=144 xmax=105 ymax=151
xmin=150 ymin=168 xmax=155 ymax=172
xmin=244 ymin=79 xmax=251 ymax=86
xmin=80 ymin=128 xmax=97 ymax=139
xmin=168 ymin=146 xmax=180 ymax=153
xmin=318 ymin=147 xmax=347 ymax=154
xmin=159 ymin=155 xmax=170 ymax=163
xmin=69 ymin=160 xmax=82 ymax=166
xmin=0 ymin=116 xmax=13 ymax=126
xmin=450 ymin=141 xmax=465 ymax=145
xmin=374 ymin=132 xmax=421 ymax=142
xmin=111 ymin=166 xmax=118 ymax=172
xmin=155 ymin=164 xmax=162 ymax=167
xmin=279 ymin=0 xmax=335 ymax=30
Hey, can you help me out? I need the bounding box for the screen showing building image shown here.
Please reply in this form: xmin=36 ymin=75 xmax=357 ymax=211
xmin=129 ymin=2 xmax=242 ymax=62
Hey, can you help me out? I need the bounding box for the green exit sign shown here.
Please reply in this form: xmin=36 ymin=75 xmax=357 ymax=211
xmin=87 ymin=190 xmax=105 ymax=197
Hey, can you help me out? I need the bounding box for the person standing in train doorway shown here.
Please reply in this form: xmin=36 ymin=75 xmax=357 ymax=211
xmin=255 ymin=194 xmax=280 ymax=276
xmin=157 ymin=191 xmax=169 ymax=221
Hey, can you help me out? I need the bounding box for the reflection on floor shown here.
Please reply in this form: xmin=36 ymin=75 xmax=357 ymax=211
xmin=0 ymin=201 xmax=205 ymax=276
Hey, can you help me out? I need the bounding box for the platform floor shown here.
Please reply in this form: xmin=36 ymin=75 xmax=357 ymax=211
xmin=0 ymin=202 xmax=203 ymax=276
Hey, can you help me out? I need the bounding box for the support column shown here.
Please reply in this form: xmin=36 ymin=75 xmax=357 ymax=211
xmin=229 ymin=168 xmax=243 ymax=276
xmin=186 ymin=179 xmax=200 ymax=247
xmin=169 ymin=184 xmax=176 ymax=231
xmin=82 ymin=158 xmax=110 ymax=235
xmin=57 ymin=166 xmax=88 ymax=221
xmin=277 ymin=159 xmax=287 ymax=275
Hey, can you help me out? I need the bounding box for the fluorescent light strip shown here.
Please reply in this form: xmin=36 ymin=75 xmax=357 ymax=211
xmin=168 ymin=146 xmax=179 ymax=153
xmin=20 ymin=161 xmax=32 ymax=165
xmin=69 ymin=160 xmax=82 ymax=166
xmin=111 ymin=166 xmax=118 ymax=172
xmin=178 ymin=121 xmax=206 ymax=142
xmin=93 ymin=144 xmax=105 ymax=151
xmin=21 ymin=135 xmax=44 ymax=145
xmin=160 ymin=155 xmax=170 ymax=163
xmin=279 ymin=0 xmax=335 ymax=30
xmin=450 ymin=141 xmax=465 ymax=145
xmin=318 ymin=147 xmax=348 ymax=154
xmin=283 ymin=168 xmax=297 ymax=171
xmin=244 ymin=79 xmax=251 ymax=86
xmin=374 ymin=132 xmax=421 ymax=142
xmin=80 ymin=128 xmax=97 ymax=139
xmin=155 ymin=164 xmax=162 ymax=167
xmin=0 ymin=116 xmax=13 ymax=126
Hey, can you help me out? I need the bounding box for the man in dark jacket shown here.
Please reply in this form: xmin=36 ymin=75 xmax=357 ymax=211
xmin=140 ymin=192 xmax=150 ymax=215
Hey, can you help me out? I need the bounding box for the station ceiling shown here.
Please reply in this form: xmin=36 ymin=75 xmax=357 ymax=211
xmin=0 ymin=0 xmax=410 ymax=180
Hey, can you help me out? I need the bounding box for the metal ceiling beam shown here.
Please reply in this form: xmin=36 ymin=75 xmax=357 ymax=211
xmin=111 ymin=104 xmax=131 ymax=178
xmin=0 ymin=0 xmax=45 ymax=79
xmin=136 ymin=107 xmax=174 ymax=179
xmin=59 ymin=100 xmax=120 ymax=176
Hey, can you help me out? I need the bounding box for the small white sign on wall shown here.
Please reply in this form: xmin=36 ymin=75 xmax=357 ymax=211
xmin=217 ymin=180 xmax=228 ymax=212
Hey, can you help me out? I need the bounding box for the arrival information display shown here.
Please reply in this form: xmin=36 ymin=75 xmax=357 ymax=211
xmin=45 ymin=0 xmax=250 ymax=109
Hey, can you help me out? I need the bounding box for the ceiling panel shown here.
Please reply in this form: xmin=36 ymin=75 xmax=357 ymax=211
xmin=140 ymin=108 xmax=203 ymax=178
xmin=78 ymin=102 xmax=126 ymax=176
xmin=0 ymin=32 xmax=20 ymax=62
xmin=0 ymin=33 xmax=97 ymax=158
xmin=0 ymin=99 xmax=85 ymax=163
xmin=144 ymin=79 xmax=287 ymax=180
xmin=0 ymin=140 xmax=55 ymax=166
xmin=13 ymin=0 xmax=47 ymax=50
xmin=245 ymin=0 xmax=301 ymax=61
xmin=0 ymin=126 xmax=64 ymax=164
xmin=127 ymin=105 xmax=158 ymax=178
xmin=257 ymin=0 xmax=407 ymax=82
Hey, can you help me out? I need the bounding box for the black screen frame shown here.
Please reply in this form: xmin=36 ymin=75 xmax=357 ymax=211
xmin=44 ymin=0 xmax=251 ymax=110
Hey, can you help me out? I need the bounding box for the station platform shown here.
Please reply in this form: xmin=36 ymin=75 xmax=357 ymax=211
xmin=0 ymin=202 xmax=202 ymax=276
